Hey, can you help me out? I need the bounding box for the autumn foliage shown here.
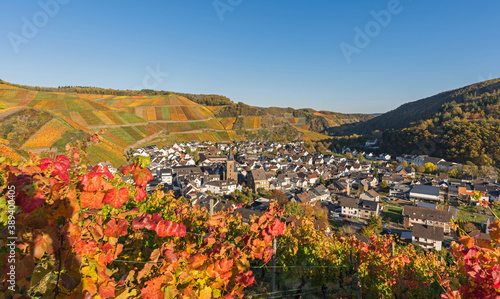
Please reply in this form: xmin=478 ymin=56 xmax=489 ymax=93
xmin=0 ymin=139 xmax=286 ymax=298
xmin=441 ymin=220 xmax=500 ymax=298
xmin=276 ymin=217 xmax=453 ymax=298
xmin=0 ymin=137 xmax=499 ymax=298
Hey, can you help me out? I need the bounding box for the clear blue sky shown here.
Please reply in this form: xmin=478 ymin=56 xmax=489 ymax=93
xmin=1 ymin=0 xmax=499 ymax=113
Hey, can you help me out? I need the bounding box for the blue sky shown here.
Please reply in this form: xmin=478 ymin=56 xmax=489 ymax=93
xmin=1 ymin=0 xmax=499 ymax=113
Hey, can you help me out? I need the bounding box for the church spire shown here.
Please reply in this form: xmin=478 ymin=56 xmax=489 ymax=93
xmin=228 ymin=147 xmax=234 ymax=161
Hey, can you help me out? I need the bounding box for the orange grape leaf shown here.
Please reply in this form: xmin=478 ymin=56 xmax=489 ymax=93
xmin=104 ymin=219 xmax=129 ymax=238
xmin=141 ymin=276 xmax=165 ymax=299
xmin=80 ymin=174 xmax=104 ymax=192
xmin=205 ymin=237 xmax=216 ymax=247
xmin=80 ymin=191 xmax=105 ymax=209
xmin=98 ymin=279 xmax=115 ymax=299
xmin=189 ymin=255 xmax=208 ymax=269
xmin=82 ymin=278 xmax=97 ymax=296
xmin=103 ymin=187 xmax=129 ymax=209
xmin=488 ymin=220 xmax=500 ymax=244
xmin=459 ymin=235 xmax=475 ymax=249
xmin=64 ymin=222 xmax=82 ymax=246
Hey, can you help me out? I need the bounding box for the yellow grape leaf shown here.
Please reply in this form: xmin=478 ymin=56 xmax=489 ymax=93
xmin=213 ymin=287 xmax=221 ymax=298
xmin=164 ymin=287 xmax=179 ymax=299
xmin=200 ymin=287 xmax=212 ymax=299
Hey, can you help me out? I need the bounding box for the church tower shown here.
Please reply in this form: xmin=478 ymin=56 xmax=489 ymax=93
xmin=226 ymin=148 xmax=238 ymax=182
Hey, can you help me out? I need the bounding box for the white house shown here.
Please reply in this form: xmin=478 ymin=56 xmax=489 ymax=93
xmin=204 ymin=180 xmax=237 ymax=195
xmin=412 ymin=224 xmax=444 ymax=251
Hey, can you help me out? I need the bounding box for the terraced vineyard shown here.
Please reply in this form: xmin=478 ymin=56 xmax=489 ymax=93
xmin=0 ymin=144 xmax=23 ymax=162
xmin=170 ymin=130 xmax=243 ymax=142
xmin=220 ymin=117 xmax=237 ymax=129
xmin=101 ymin=124 xmax=164 ymax=148
xmin=283 ymin=113 xmax=307 ymax=125
xmin=22 ymin=118 xmax=70 ymax=148
xmin=55 ymin=110 xmax=145 ymax=127
xmin=95 ymin=94 xmax=198 ymax=107
xmin=206 ymin=105 xmax=226 ymax=113
xmin=163 ymin=119 xmax=224 ymax=132
xmin=241 ymin=116 xmax=262 ymax=129
xmin=296 ymin=128 xmax=330 ymax=140
xmin=0 ymin=83 xmax=20 ymax=90
xmin=0 ymin=79 xmax=372 ymax=167
xmin=86 ymin=142 xmax=128 ymax=167
xmin=127 ymin=105 xmax=212 ymax=121
xmin=0 ymin=91 xmax=112 ymax=112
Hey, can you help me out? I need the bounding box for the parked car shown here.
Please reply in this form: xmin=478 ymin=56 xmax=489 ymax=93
xmin=395 ymin=198 xmax=400 ymax=202
xmin=330 ymin=212 xmax=340 ymax=218
xmin=382 ymin=197 xmax=389 ymax=202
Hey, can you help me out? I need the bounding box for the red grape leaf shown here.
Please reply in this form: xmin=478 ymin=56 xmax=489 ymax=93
xmin=104 ymin=219 xmax=129 ymax=238
xmin=103 ymin=187 xmax=129 ymax=209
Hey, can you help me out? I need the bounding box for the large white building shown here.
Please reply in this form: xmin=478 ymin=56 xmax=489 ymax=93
xmin=204 ymin=180 xmax=237 ymax=195
xmin=410 ymin=185 xmax=442 ymax=202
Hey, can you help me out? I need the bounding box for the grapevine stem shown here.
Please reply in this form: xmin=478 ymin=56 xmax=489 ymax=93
xmin=54 ymin=224 xmax=64 ymax=299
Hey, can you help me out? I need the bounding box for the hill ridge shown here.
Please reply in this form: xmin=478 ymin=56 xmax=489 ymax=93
xmin=0 ymin=79 xmax=372 ymax=166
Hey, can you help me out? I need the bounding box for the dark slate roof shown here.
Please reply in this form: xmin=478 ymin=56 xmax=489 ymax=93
xmin=412 ymin=224 xmax=444 ymax=241
xmin=251 ymin=169 xmax=267 ymax=181
xmin=313 ymin=186 xmax=329 ymax=195
xmin=340 ymin=197 xmax=360 ymax=209
xmin=403 ymin=206 xmax=452 ymax=223
xmin=410 ymin=184 xmax=440 ymax=196
xmin=359 ymin=200 xmax=378 ymax=212
xmin=417 ymin=202 xmax=437 ymax=209
xmin=205 ymin=180 xmax=237 ymax=187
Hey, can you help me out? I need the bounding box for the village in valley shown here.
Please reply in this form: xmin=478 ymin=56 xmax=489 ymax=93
xmin=96 ymin=140 xmax=500 ymax=252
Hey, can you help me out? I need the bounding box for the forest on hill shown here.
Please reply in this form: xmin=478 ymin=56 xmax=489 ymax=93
xmin=214 ymin=102 xmax=374 ymax=132
xmin=380 ymin=91 xmax=500 ymax=167
xmin=335 ymin=78 xmax=500 ymax=134
xmin=331 ymin=78 xmax=500 ymax=168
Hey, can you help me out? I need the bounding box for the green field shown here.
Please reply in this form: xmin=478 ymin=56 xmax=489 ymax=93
xmin=458 ymin=210 xmax=489 ymax=224
xmin=382 ymin=205 xmax=403 ymax=223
